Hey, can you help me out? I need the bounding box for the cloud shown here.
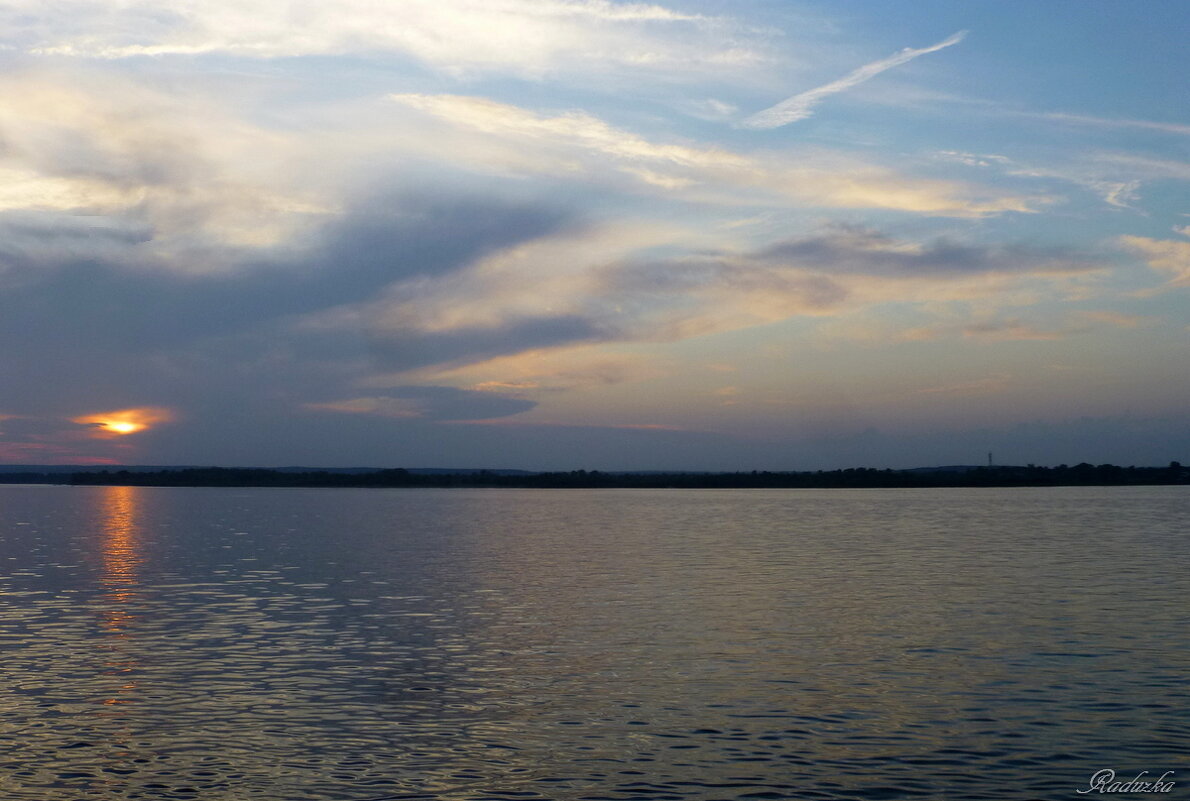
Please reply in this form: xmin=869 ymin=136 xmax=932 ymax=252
xmin=0 ymin=3 xmax=1182 ymax=472
xmin=471 ymin=381 xmax=540 ymax=393
xmin=1037 ymin=112 xmax=1190 ymax=138
xmin=866 ymin=92 xmax=1190 ymax=142
xmin=450 ymin=418 xmax=688 ymax=432
xmin=6 ymin=0 xmax=759 ymax=80
xmin=333 ymin=222 xmax=1109 ymax=380
xmin=408 ymin=349 xmax=666 ymax=397
xmin=0 ymin=213 xmax=153 ymax=275
xmin=342 ymin=221 xmax=852 ymax=374
xmin=831 ymin=306 xmax=1151 ymax=346
xmin=368 ymin=315 xmax=608 ymax=372
xmin=391 ymin=94 xmax=1043 ymax=217
xmin=0 ymin=184 xmax=577 ymax=459
xmin=0 ymin=70 xmax=328 ymax=272
xmin=934 ymin=151 xmax=1014 ymax=169
xmin=756 ymin=225 xmax=1101 ymax=276
xmin=675 ymin=98 xmax=741 ymax=121
xmin=931 ymin=105 xmax=1190 ymax=140
xmin=1119 ymin=235 xmax=1190 ymax=288
xmin=334 ymin=220 xmax=669 ymax=372
xmin=593 ymin=255 xmax=850 ymax=341
xmin=1072 ymin=310 xmax=1149 ymax=329
xmin=740 ymin=30 xmax=967 ymax=129
xmin=1097 ymin=181 xmax=1142 ymax=208
xmin=306 ymin=386 xmax=536 ymax=422
xmin=958 ymin=319 xmax=1067 ymax=341
xmin=0 ymin=190 xmax=575 ymax=357
xmin=938 ymin=148 xmax=1189 ymax=210
xmin=389 ymin=93 xmax=752 ymax=172
xmin=0 ymin=106 xmax=1111 ymax=457
xmin=915 ymin=374 xmax=1012 ymax=396
xmin=1089 ymin=154 xmax=1190 ymax=182
xmin=0 ymin=415 xmax=91 ymax=441
xmin=0 ymin=181 xmax=580 ymax=462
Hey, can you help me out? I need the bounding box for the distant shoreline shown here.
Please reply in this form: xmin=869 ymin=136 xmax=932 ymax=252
xmin=1 ymin=462 xmax=1186 ymax=489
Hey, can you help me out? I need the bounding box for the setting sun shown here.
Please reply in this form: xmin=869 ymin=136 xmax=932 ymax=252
xmin=72 ymin=407 xmax=174 ymax=439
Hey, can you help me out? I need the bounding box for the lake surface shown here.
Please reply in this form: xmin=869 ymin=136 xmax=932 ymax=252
xmin=0 ymin=485 xmax=1186 ymax=800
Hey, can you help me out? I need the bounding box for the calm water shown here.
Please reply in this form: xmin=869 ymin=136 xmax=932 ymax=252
xmin=0 ymin=485 xmax=1186 ymax=800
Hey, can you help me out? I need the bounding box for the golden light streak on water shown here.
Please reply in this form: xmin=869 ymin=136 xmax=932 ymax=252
xmin=97 ymin=485 xmax=142 ymax=634
xmin=94 ymin=485 xmax=144 ymax=715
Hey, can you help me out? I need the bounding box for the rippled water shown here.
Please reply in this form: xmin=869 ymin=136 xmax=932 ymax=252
xmin=0 ymin=485 xmax=1187 ymax=800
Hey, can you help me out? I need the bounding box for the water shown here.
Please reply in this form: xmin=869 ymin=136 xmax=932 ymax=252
xmin=0 ymin=485 xmax=1186 ymax=800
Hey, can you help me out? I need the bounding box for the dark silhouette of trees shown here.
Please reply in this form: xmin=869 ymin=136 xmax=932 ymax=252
xmin=50 ymin=462 xmax=1190 ymax=489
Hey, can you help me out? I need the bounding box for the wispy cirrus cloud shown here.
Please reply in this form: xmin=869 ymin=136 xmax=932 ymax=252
xmin=1036 ymin=111 xmax=1190 ymax=138
xmin=935 ymin=148 xmax=1190 ymax=210
xmin=880 ymin=95 xmax=1190 ymax=140
xmin=390 ymin=93 xmax=1043 ymax=217
xmin=740 ymin=30 xmax=967 ymax=129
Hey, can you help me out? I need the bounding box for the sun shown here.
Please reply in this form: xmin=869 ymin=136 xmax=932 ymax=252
xmin=103 ymin=421 xmax=144 ymax=435
xmin=72 ymin=407 xmax=174 ymax=439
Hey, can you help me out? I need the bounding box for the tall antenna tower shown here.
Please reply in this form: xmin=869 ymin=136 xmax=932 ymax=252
xmin=988 ymin=452 xmax=994 ymax=467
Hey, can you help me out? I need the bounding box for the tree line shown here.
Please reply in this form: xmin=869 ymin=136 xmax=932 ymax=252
xmin=39 ymin=461 xmax=1190 ymax=488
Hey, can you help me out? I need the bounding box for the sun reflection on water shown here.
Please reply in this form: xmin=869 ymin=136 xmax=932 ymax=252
xmin=93 ymin=485 xmax=145 ymax=715
xmin=97 ymin=485 xmax=143 ymax=635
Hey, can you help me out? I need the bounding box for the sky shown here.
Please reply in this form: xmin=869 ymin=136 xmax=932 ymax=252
xmin=0 ymin=0 xmax=1187 ymax=470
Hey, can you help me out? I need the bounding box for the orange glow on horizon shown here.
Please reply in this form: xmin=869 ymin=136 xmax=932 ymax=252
xmin=72 ymin=407 xmax=174 ymax=438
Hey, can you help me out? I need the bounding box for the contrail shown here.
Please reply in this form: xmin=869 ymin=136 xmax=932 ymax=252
xmin=740 ymin=30 xmax=968 ymax=130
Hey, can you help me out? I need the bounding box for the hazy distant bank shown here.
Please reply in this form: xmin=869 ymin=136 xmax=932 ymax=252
xmin=2 ymin=462 xmax=1185 ymax=489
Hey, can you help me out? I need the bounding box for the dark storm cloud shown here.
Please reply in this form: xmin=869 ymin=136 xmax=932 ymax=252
xmin=757 ymin=224 xmax=1100 ymax=275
